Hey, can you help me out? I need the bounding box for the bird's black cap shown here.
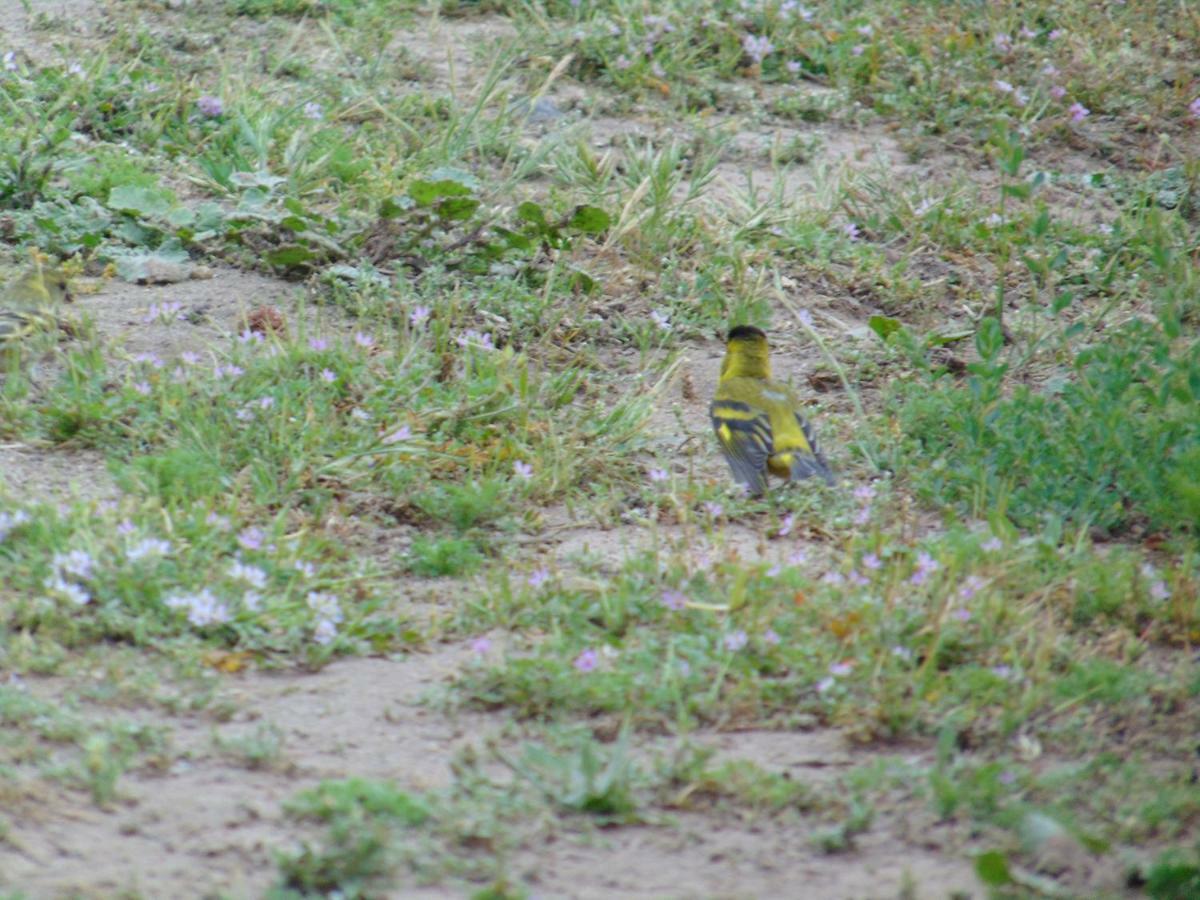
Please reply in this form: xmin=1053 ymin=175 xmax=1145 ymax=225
xmin=727 ymin=324 xmax=767 ymax=342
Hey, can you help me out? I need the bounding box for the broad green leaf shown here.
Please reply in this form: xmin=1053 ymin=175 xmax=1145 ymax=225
xmin=107 ymin=185 xmax=174 ymax=218
xmin=868 ymin=315 xmax=902 ymax=341
xmin=974 ymin=851 xmax=1013 ymax=886
xmin=266 ymin=245 xmax=316 ymax=267
xmin=568 ymin=205 xmax=610 ymax=233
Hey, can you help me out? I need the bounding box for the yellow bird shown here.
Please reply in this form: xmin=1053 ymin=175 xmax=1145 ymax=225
xmin=711 ymin=325 xmax=833 ymax=495
xmin=0 ymin=261 xmax=73 ymax=349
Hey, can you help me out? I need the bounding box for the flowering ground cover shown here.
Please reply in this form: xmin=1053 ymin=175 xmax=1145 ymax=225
xmin=0 ymin=1 xmax=1197 ymax=897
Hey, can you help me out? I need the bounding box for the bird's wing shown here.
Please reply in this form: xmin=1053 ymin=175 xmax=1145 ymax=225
xmin=711 ymin=397 xmax=772 ymax=495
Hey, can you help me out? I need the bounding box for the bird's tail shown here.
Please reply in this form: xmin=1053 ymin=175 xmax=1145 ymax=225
xmin=790 ymin=452 xmax=834 ymax=486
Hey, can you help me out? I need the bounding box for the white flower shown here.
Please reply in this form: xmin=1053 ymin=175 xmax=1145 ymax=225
xmin=44 ymin=575 xmax=91 ymax=606
xmin=228 ymin=560 xmax=268 ymax=589
xmin=128 ymin=538 xmax=172 ymax=561
xmin=53 ymin=549 xmax=95 ymax=580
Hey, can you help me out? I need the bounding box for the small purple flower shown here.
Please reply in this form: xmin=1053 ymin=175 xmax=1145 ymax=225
xmin=862 ymin=553 xmax=881 ymax=571
xmin=702 ymin=501 xmax=723 ymax=518
xmin=998 ymin=770 xmax=1017 ymax=786
xmin=994 ymin=79 xmax=1014 ymax=94
xmin=797 ymin=308 xmax=815 ymax=328
xmin=1069 ymin=102 xmax=1089 ymax=122
xmin=302 ymin=101 xmax=323 ymax=120
xmin=1190 ymin=97 xmax=1200 ymax=119
xmin=197 ymin=94 xmax=224 ymax=117
xmin=3 ymin=51 xmax=17 ymax=72
xmin=891 ymin=645 xmax=913 ymax=661
xmin=850 ymin=44 xmax=865 ymax=57
xmin=788 ymin=549 xmax=808 ymax=566
xmin=132 ymin=381 xmax=151 ymax=396
xmin=853 ymin=484 xmax=877 ymax=503
xmin=844 ymin=222 xmax=860 ymax=240
xmin=847 ymin=569 xmax=868 ymax=587
xmin=952 ymin=607 xmax=972 ymax=622
xmin=527 ymin=568 xmax=550 ymax=588
xmin=1048 ymin=29 xmax=1064 ymax=41
xmin=513 ymin=460 xmax=533 ymax=480
xmin=313 ymin=619 xmax=338 ymax=645
xmin=766 ymin=564 xmax=782 ymax=578
xmin=991 ymin=664 xmax=1014 ymax=680
xmin=116 ymin=519 xmax=136 ymax=536
xmin=648 ymin=467 xmax=669 ymax=483
xmin=762 ymin=628 xmax=781 ymax=646
xmin=649 ymin=309 xmax=671 ymax=332
xmin=1149 ymin=580 xmax=1170 ymax=602
xmin=257 ymin=396 xmax=275 ymax=410
xmin=1042 ymin=63 xmax=1059 ymax=77
xmin=982 ymin=536 xmax=1003 ymax=552
xmin=993 ymin=33 xmax=1012 ymax=53
xmin=1019 ymin=26 xmax=1037 ymax=39
xmin=573 ymin=648 xmax=599 ymax=672
xmin=470 ymin=636 xmax=492 ymax=655
xmin=320 ymin=368 xmax=337 ymax=383
xmin=660 ymin=589 xmax=686 ymax=611
xmin=353 ymin=332 xmax=375 ymax=349
xmin=614 ymin=55 xmax=632 ymax=71
xmin=1050 ymin=85 xmax=1067 ymax=99
xmin=742 ymin=33 xmax=774 ymax=64
xmin=206 ymin=512 xmax=232 ymax=531
xmin=409 ymin=305 xmax=431 ymax=328
xmin=382 ymin=426 xmax=412 ymax=445
xmin=829 ymin=660 xmax=853 ymax=677
xmin=777 ymin=514 xmax=795 ymax=537
xmin=816 ymin=676 xmax=836 ymax=694
xmin=238 ymin=330 xmax=263 ymax=345
xmin=786 ymin=60 xmax=801 ymax=74
xmin=238 ymin=526 xmax=265 ymax=551
xmin=959 ymin=575 xmax=986 ymax=600
xmin=856 ymin=25 xmax=873 ymax=37
xmin=309 ymin=337 xmax=329 ymax=351
xmin=724 ymin=630 xmax=748 ymax=652
xmin=821 ymin=571 xmax=845 ymax=586
xmin=909 ymin=551 xmax=940 ymax=586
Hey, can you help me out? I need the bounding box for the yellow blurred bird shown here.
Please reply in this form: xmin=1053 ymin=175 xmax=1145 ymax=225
xmin=711 ymin=325 xmax=833 ymax=495
xmin=0 ymin=260 xmax=73 ymax=350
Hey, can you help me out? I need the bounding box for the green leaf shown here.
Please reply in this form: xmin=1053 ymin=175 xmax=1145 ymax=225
xmin=974 ymin=851 xmax=1013 ymax=886
xmin=868 ymin=315 xmax=902 ymax=342
xmin=493 ymin=227 xmax=533 ymax=252
xmin=568 ymin=205 xmax=610 ymax=233
xmin=379 ymin=196 xmax=412 ymax=219
xmin=975 ymin=317 xmax=1004 ymax=362
xmin=516 ymin=201 xmax=548 ymax=228
xmin=438 ymin=197 xmax=480 ymax=222
xmin=107 ymin=185 xmax=175 ymax=218
xmin=266 ymin=245 xmax=316 ymax=268
xmin=409 ymin=178 xmax=473 ymax=206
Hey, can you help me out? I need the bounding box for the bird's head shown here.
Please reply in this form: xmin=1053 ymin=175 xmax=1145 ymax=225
xmin=721 ymin=324 xmax=771 ymax=378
